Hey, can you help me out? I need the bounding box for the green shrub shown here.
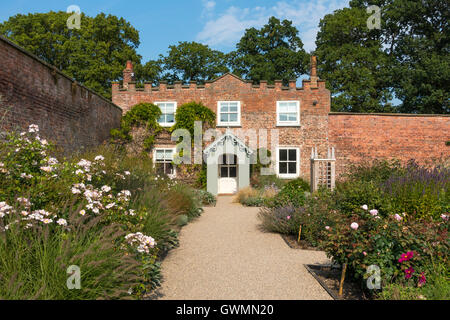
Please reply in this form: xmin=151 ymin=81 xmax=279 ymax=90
xmin=196 ymin=189 xmax=216 ymax=206
xmin=381 ymin=161 xmax=449 ymax=220
xmin=251 ymin=174 xmax=286 ymax=190
xmin=258 ymin=205 xmax=301 ymax=235
xmin=334 ymin=180 xmax=389 ymax=217
xmin=377 ymin=262 xmax=450 ymax=300
xmin=166 ymin=183 xmax=203 ymax=220
xmin=176 ymin=214 xmax=189 ymax=227
xmin=241 ymin=196 xmax=265 ymax=207
xmin=269 ymin=178 xmax=309 ymax=208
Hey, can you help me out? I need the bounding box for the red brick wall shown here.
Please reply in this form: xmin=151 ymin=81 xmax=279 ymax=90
xmin=0 ymin=36 xmax=122 ymax=151
xmin=112 ymin=73 xmax=332 ymax=181
xmin=329 ymin=113 xmax=450 ymax=176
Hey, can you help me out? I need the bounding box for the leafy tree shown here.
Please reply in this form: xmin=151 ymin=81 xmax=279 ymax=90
xmin=357 ymin=0 xmax=450 ymax=114
xmin=134 ymin=60 xmax=163 ymax=85
xmin=229 ymin=17 xmax=309 ymax=84
xmin=159 ymin=41 xmax=229 ymax=83
xmin=315 ymin=7 xmax=394 ymax=112
xmin=317 ymin=0 xmax=449 ymax=113
xmin=0 ymin=11 xmax=142 ymax=99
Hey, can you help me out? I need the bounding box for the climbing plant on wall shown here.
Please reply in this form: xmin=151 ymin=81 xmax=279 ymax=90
xmin=110 ymin=103 xmax=162 ymax=151
xmin=172 ymin=101 xmax=216 ymax=138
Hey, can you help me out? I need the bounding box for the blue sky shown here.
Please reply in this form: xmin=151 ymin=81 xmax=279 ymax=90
xmin=1 ymin=0 xmax=350 ymax=63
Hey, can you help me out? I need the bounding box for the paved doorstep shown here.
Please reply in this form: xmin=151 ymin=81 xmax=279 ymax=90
xmin=158 ymin=196 xmax=332 ymax=300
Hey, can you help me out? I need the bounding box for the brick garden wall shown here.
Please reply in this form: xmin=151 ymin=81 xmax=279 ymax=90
xmin=329 ymin=113 xmax=450 ymax=176
xmin=0 ymin=36 xmax=122 ymax=151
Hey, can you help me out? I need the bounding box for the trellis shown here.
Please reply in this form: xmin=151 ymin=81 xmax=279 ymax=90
xmin=310 ymin=147 xmax=336 ymax=192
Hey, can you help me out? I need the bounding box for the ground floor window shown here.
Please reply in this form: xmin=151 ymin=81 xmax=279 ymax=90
xmin=277 ymin=147 xmax=299 ymax=179
xmin=154 ymin=148 xmax=176 ymax=177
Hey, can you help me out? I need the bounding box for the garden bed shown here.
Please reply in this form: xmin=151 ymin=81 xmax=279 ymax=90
xmin=280 ymin=234 xmax=319 ymax=251
xmin=305 ymin=264 xmax=368 ymax=300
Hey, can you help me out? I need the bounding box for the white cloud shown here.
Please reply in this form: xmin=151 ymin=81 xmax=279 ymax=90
xmin=201 ymin=0 xmax=217 ymax=18
xmin=196 ymin=0 xmax=349 ymax=52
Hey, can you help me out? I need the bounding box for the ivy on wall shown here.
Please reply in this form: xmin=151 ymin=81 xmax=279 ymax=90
xmin=111 ymin=101 xmax=216 ymax=153
xmin=110 ymin=103 xmax=162 ymax=151
xmin=172 ymin=101 xmax=216 ymax=138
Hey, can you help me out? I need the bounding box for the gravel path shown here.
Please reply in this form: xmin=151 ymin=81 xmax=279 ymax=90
xmin=157 ymin=196 xmax=332 ymax=300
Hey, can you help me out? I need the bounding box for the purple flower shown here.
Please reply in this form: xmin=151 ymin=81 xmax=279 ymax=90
xmin=350 ymin=222 xmax=359 ymax=230
xmin=286 ymin=216 xmax=291 ymax=220
xmin=369 ymin=209 xmax=378 ymax=216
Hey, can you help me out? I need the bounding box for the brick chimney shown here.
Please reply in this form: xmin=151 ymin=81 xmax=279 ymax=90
xmin=310 ymin=55 xmax=318 ymax=88
xmin=123 ymin=60 xmax=134 ymax=89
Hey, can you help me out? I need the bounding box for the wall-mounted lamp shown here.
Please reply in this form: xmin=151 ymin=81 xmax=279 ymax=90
xmin=312 ymin=100 xmax=318 ymax=106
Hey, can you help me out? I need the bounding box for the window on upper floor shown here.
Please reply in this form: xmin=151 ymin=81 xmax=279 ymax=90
xmin=277 ymin=101 xmax=300 ymax=126
xmin=276 ymin=147 xmax=300 ymax=179
xmin=217 ymin=101 xmax=241 ymax=126
xmin=155 ymin=102 xmax=176 ymax=127
xmin=154 ymin=148 xmax=176 ymax=178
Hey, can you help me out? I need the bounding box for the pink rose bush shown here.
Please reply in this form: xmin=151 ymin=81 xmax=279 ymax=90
xmin=320 ymin=204 xmax=449 ymax=291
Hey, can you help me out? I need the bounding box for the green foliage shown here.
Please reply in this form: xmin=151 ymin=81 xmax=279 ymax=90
xmin=172 ymin=101 xmax=216 ymax=138
xmin=159 ymin=41 xmax=229 ymax=83
xmin=269 ymin=178 xmax=309 ymax=208
xmin=315 ymin=7 xmax=394 ymax=112
xmin=319 ymin=207 xmax=449 ymax=290
xmin=196 ymin=189 xmax=216 ymax=206
xmin=316 ymin=1 xmax=449 ymax=113
xmin=0 ymin=213 xmax=141 ymax=299
xmin=165 ymin=183 xmax=203 ymax=220
xmin=250 ymin=148 xmax=272 ymax=178
xmin=0 ymin=12 xmax=141 ymax=99
xmin=251 ymin=174 xmax=286 ymax=190
xmin=377 ymin=262 xmax=450 ymax=300
xmin=0 ymin=126 xmax=205 ymax=299
xmin=229 ymin=17 xmax=309 ymax=84
xmin=235 ymin=186 xmax=279 ymax=207
xmin=176 ymin=214 xmax=189 ymax=227
xmin=381 ymin=162 xmax=450 ymax=220
xmin=196 ymin=164 xmax=207 ymax=189
xmin=110 ymin=103 xmax=162 ymax=151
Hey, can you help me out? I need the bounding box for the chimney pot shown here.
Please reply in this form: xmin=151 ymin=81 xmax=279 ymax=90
xmin=310 ymin=56 xmax=318 ymax=88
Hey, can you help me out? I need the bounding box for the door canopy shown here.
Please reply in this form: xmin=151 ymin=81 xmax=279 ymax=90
xmin=203 ymin=131 xmax=254 ymax=161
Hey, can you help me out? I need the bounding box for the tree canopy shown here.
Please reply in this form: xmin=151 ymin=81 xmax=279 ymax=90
xmin=159 ymin=41 xmax=229 ymax=83
xmin=316 ymin=0 xmax=449 ymax=113
xmin=229 ymin=17 xmax=310 ymax=84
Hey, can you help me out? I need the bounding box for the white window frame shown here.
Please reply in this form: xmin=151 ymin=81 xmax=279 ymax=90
xmin=217 ymin=101 xmax=241 ymax=127
xmin=154 ymin=101 xmax=177 ymax=127
xmin=276 ymin=101 xmax=300 ymax=126
xmin=276 ymin=147 xmax=300 ymax=179
xmin=153 ymin=147 xmax=176 ymax=179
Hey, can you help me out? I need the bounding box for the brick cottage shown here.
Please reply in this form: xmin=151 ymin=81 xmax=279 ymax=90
xmin=112 ymin=58 xmax=449 ymax=195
